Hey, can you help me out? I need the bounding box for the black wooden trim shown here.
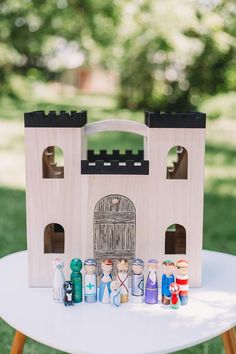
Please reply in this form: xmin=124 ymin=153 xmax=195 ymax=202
xmin=81 ymin=160 xmax=149 ymax=175
xmin=87 ymin=150 xmax=144 ymax=162
xmin=24 ymin=110 xmax=87 ymax=127
xmin=145 ymin=111 xmax=206 ymax=128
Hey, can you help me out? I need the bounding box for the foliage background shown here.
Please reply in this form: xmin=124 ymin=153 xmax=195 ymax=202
xmin=0 ymin=0 xmax=235 ymax=353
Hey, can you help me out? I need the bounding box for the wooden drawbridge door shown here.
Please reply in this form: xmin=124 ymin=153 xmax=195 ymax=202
xmin=94 ymin=194 xmax=136 ymax=275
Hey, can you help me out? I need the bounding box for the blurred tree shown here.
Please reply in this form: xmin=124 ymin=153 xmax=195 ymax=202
xmin=0 ymin=0 xmax=235 ymax=110
xmin=116 ymin=0 xmax=236 ymax=110
xmin=0 ymin=0 xmax=120 ymax=95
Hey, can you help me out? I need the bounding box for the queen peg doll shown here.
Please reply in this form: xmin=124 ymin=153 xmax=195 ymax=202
xmin=99 ymin=259 xmax=113 ymax=303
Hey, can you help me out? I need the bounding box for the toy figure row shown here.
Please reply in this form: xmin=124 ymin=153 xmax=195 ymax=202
xmin=53 ymin=257 xmax=189 ymax=309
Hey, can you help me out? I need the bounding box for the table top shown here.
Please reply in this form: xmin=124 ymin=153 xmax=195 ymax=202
xmin=0 ymin=251 xmax=235 ymax=354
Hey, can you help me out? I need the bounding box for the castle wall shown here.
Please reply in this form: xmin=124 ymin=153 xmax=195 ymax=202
xmin=80 ymin=128 xmax=205 ymax=287
xmin=25 ymin=114 xmax=205 ymax=288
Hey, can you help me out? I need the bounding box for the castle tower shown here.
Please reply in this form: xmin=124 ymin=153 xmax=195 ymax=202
xmin=145 ymin=112 xmax=206 ymax=286
xmin=24 ymin=111 xmax=87 ymax=286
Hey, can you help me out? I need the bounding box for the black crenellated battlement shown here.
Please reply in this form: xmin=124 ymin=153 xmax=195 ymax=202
xmin=24 ymin=110 xmax=87 ymax=127
xmin=81 ymin=160 xmax=149 ymax=175
xmin=145 ymin=111 xmax=206 ymax=128
xmin=87 ymin=149 xmax=144 ymax=162
xmin=24 ymin=110 xmax=206 ymax=128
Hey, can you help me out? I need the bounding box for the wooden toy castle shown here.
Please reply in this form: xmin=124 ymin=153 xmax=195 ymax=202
xmin=24 ymin=111 xmax=206 ymax=287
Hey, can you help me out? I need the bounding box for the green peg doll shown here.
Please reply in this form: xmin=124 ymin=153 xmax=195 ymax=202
xmin=70 ymin=258 xmax=83 ymax=303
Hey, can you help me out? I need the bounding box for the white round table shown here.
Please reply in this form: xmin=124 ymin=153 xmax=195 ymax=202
xmin=0 ymin=251 xmax=235 ymax=354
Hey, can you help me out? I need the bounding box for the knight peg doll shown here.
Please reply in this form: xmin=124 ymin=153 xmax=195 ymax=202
xmin=131 ymin=258 xmax=144 ymax=303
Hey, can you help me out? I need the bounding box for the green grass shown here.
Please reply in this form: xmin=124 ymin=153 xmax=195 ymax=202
xmin=0 ymin=90 xmax=235 ymax=353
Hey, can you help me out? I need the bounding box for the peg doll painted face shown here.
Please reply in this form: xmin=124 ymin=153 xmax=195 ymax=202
xmin=84 ymin=258 xmax=96 ymax=274
xmin=162 ymin=260 xmax=175 ymax=276
xmin=101 ymin=259 xmax=113 ymax=274
xmin=148 ymin=259 xmax=158 ymax=271
xmin=110 ymin=280 xmax=120 ymax=292
xmin=53 ymin=258 xmax=64 ymax=270
xmin=117 ymin=259 xmax=129 ymax=273
xmin=169 ymin=282 xmax=180 ymax=295
xmin=132 ymin=258 xmax=144 ymax=275
xmin=176 ymin=260 xmax=189 ymax=276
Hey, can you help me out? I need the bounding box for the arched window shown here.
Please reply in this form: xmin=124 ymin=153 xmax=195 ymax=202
xmin=42 ymin=146 xmax=64 ymax=178
xmin=166 ymin=146 xmax=188 ymax=179
xmin=44 ymin=223 xmax=65 ymax=253
xmin=165 ymin=224 xmax=186 ymax=254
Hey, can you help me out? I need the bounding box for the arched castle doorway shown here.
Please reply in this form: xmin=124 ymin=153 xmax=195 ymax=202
xmin=93 ymin=194 xmax=136 ymax=275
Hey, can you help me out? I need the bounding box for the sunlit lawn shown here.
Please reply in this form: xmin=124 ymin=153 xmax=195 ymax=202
xmin=0 ymin=89 xmax=235 ymax=353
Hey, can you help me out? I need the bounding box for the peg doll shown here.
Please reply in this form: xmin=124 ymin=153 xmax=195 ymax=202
xmin=145 ymin=259 xmax=158 ymax=304
xmin=131 ymin=258 xmax=144 ymax=303
xmin=169 ymin=282 xmax=181 ymax=309
xmin=52 ymin=258 xmax=65 ymax=303
xmin=110 ymin=280 xmax=121 ymax=307
xmin=63 ymin=281 xmax=73 ymax=306
xmin=176 ymin=259 xmax=189 ymax=305
xmin=84 ymin=258 xmax=97 ymax=303
xmin=117 ymin=259 xmax=129 ymax=303
xmin=70 ymin=258 xmax=83 ymax=303
xmin=99 ymin=259 xmax=113 ymax=303
xmin=162 ymin=260 xmax=175 ymax=305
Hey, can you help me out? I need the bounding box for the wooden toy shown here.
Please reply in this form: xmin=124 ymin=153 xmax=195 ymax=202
xmin=110 ymin=280 xmax=121 ymax=307
xmin=162 ymin=260 xmax=175 ymax=305
xmin=131 ymin=258 xmax=144 ymax=303
xmin=169 ymin=282 xmax=181 ymax=309
xmin=99 ymin=259 xmax=113 ymax=303
xmin=145 ymin=259 xmax=158 ymax=304
xmin=70 ymin=258 xmax=83 ymax=303
xmin=117 ymin=259 xmax=129 ymax=303
xmin=176 ymin=259 xmax=189 ymax=305
xmin=24 ymin=111 xmax=206 ymax=288
xmin=63 ymin=281 xmax=73 ymax=306
xmin=84 ymin=258 xmax=97 ymax=303
xmin=52 ymin=258 xmax=65 ymax=303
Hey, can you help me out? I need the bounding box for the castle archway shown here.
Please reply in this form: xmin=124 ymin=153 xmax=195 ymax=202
xmin=93 ymin=194 xmax=136 ymax=275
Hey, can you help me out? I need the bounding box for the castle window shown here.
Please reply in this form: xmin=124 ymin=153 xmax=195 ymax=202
xmin=165 ymin=224 xmax=186 ymax=254
xmin=42 ymin=146 xmax=64 ymax=178
xmin=166 ymin=146 xmax=188 ymax=179
xmin=44 ymin=223 xmax=65 ymax=253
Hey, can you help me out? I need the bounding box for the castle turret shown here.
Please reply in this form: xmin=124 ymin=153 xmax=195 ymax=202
xmin=25 ymin=111 xmax=87 ymax=286
xmin=145 ymin=111 xmax=206 ymax=286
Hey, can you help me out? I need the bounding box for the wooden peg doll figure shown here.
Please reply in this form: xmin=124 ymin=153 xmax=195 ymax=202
xmin=110 ymin=280 xmax=121 ymax=307
xmin=84 ymin=258 xmax=97 ymax=303
xmin=117 ymin=259 xmax=129 ymax=303
xmin=53 ymin=258 xmax=65 ymax=303
xmin=169 ymin=282 xmax=181 ymax=309
xmin=63 ymin=281 xmax=73 ymax=306
xmin=131 ymin=258 xmax=144 ymax=303
xmin=162 ymin=260 xmax=175 ymax=305
xmin=70 ymin=258 xmax=83 ymax=303
xmin=176 ymin=259 xmax=189 ymax=305
xmin=99 ymin=259 xmax=113 ymax=303
xmin=145 ymin=259 xmax=158 ymax=304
